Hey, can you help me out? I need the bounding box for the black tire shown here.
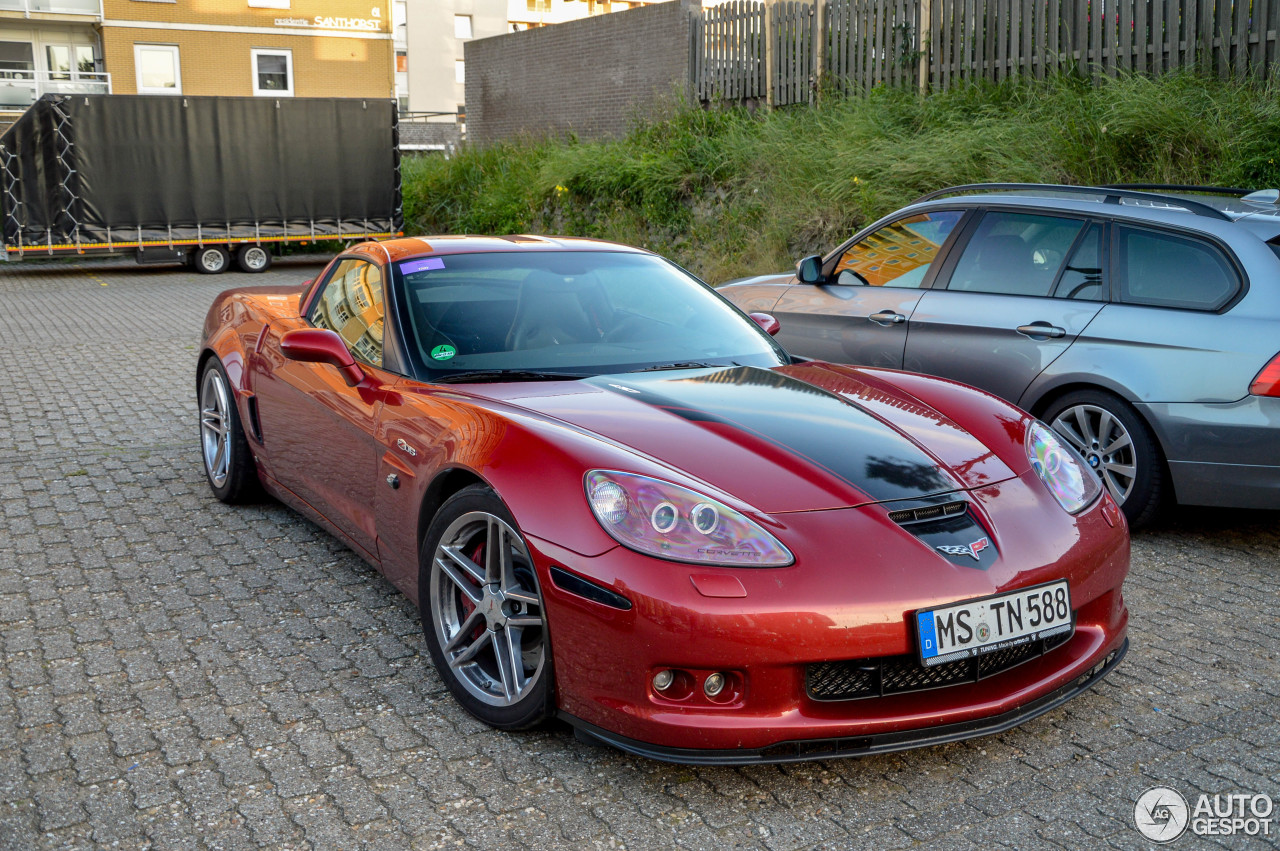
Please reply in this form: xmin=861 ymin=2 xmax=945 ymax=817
xmin=1042 ymin=389 xmax=1166 ymax=529
xmin=235 ymin=244 xmax=273 ymax=273
xmin=193 ymin=246 xmax=231 ymax=274
xmin=198 ymin=357 xmax=263 ymax=504
xmin=419 ymin=485 xmax=554 ymax=730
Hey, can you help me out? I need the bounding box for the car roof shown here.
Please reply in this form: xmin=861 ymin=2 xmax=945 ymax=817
xmin=351 ymin=235 xmax=651 ymax=265
xmin=904 ymin=184 xmax=1280 ymax=242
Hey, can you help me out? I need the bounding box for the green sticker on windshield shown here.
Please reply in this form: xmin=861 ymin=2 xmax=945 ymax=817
xmin=430 ymin=344 xmax=457 ymax=361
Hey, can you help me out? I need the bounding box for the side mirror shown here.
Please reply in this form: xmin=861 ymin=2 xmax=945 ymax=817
xmin=749 ymin=312 xmax=781 ymax=336
xmin=796 ymin=255 xmax=824 ymax=284
xmin=281 ymin=328 xmax=365 ymax=386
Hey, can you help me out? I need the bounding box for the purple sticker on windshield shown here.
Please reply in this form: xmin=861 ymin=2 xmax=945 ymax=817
xmin=402 ymin=257 xmax=445 ymax=274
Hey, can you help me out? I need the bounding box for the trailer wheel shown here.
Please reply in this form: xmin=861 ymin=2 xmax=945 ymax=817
xmin=235 ymin=245 xmax=272 ymax=273
xmin=194 ymin=246 xmax=231 ymax=274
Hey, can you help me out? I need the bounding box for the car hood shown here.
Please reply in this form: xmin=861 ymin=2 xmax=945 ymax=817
xmin=478 ymin=363 xmax=1018 ymax=514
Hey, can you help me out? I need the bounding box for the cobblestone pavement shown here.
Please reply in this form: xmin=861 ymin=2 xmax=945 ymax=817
xmin=0 ymin=258 xmax=1277 ymax=851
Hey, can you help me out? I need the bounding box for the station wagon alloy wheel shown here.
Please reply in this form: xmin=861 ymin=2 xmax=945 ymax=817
xmin=427 ymin=503 xmax=548 ymax=716
xmin=1050 ymin=404 xmax=1137 ymax=506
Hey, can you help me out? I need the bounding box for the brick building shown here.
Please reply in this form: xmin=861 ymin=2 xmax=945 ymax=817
xmin=99 ymin=0 xmax=394 ymax=98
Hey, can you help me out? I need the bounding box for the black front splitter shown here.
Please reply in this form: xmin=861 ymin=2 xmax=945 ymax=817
xmin=561 ymin=638 xmax=1128 ymax=766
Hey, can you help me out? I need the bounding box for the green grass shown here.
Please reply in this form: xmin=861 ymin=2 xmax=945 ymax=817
xmin=402 ymin=70 xmax=1280 ymax=283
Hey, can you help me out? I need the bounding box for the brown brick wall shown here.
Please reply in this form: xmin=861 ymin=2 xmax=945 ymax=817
xmin=464 ymin=0 xmax=694 ymax=145
xmin=102 ymin=0 xmax=392 ymax=98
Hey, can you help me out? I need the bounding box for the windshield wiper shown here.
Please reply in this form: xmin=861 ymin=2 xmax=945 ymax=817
xmin=432 ymin=370 xmax=592 ymax=384
xmin=632 ymin=361 xmax=723 ymax=372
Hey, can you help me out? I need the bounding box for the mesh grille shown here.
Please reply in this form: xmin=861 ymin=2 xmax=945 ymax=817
xmin=888 ymin=500 xmax=967 ymax=525
xmin=807 ymin=631 xmax=1071 ymax=702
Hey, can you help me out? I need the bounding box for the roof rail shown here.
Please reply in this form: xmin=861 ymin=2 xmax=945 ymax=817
xmin=910 ymin=183 xmax=1232 ymax=221
xmin=1102 ymin=183 xmax=1253 ymax=197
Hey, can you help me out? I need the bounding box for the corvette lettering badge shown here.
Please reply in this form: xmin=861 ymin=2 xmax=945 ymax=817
xmin=395 ymin=438 xmax=417 ymax=457
xmin=937 ymin=537 xmax=990 ymax=562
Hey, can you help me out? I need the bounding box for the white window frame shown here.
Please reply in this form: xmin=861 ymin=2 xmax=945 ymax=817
xmin=454 ymin=59 xmax=465 ymax=84
xmin=251 ymin=48 xmax=294 ymax=97
xmin=454 ymin=15 xmax=473 ymax=39
xmin=134 ymin=44 xmax=181 ymax=94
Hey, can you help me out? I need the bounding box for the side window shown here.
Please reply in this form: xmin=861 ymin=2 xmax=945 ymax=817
xmin=1052 ymin=222 xmax=1105 ymax=301
xmin=946 ymin=211 xmax=1085 ymax=297
xmin=1117 ymin=225 xmax=1240 ymax=311
xmin=309 ymin=258 xmax=385 ymax=368
xmin=832 ymin=210 xmax=963 ymax=288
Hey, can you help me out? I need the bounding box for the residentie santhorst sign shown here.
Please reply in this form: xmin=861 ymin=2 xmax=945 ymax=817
xmin=274 ymin=16 xmax=383 ymax=32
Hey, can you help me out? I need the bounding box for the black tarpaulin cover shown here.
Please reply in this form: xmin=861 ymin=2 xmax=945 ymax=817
xmin=0 ymin=94 xmax=400 ymax=248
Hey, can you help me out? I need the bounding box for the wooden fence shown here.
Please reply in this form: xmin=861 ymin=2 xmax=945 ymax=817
xmin=693 ymin=0 xmax=1280 ymax=103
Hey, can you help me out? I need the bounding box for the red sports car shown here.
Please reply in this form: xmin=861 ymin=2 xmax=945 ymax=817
xmin=197 ymin=236 xmax=1129 ymax=763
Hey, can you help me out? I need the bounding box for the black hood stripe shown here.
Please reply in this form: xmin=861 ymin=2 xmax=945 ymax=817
xmin=589 ymin=367 xmax=957 ymax=504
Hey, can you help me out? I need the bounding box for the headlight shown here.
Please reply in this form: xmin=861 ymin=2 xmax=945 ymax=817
xmin=585 ymin=470 xmax=793 ymax=567
xmin=1025 ymin=421 xmax=1102 ymax=514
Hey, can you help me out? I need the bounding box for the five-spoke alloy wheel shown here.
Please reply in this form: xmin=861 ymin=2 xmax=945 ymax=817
xmin=1044 ymin=389 xmax=1165 ymax=528
xmin=420 ymin=486 xmax=553 ymax=730
xmin=198 ymin=358 xmax=262 ymax=504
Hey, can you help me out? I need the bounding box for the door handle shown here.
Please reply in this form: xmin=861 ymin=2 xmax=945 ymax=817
xmin=869 ymin=311 xmax=906 ymax=326
xmin=1016 ymin=322 xmax=1066 ymax=339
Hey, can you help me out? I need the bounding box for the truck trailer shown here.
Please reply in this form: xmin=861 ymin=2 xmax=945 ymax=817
xmin=0 ymin=94 xmax=402 ymax=273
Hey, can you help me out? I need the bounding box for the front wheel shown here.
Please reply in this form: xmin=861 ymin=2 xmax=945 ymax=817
xmin=198 ymin=358 xmax=262 ymax=504
xmin=419 ymin=486 xmax=553 ymax=730
xmin=193 ymin=246 xmax=231 ymax=274
xmin=1042 ymin=390 xmax=1166 ymax=528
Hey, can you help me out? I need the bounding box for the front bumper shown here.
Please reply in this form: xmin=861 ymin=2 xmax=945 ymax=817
xmin=566 ymin=639 xmax=1128 ymax=765
xmin=528 ymin=472 xmax=1130 ymax=757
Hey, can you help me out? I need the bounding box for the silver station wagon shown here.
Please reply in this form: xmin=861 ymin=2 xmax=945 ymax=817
xmin=721 ymin=184 xmax=1280 ymax=527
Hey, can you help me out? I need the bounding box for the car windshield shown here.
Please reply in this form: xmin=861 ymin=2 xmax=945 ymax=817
xmin=392 ymin=250 xmax=787 ymax=380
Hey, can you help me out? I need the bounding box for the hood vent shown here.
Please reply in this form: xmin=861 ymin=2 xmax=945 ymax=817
xmin=888 ymin=500 xmax=967 ymax=526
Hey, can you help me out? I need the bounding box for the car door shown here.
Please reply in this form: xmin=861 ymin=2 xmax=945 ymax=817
xmin=771 ymin=209 xmax=966 ymax=367
xmin=252 ymin=256 xmax=391 ymax=558
xmin=904 ymin=209 xmax=1108 ymax=404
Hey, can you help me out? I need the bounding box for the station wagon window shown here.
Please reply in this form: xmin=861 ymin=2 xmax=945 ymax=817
xmin=947 ymin=211 xmax=1086 ymax=297
xmin=832 ymin=210 xmax=963 ymax=288
xmin=309 ymin=259 xmax=385 ymax=368
xmin=1051 ymin=222 xmax=1105 ymax=301
xmin=1116 ymin=225 xmax=1240 ymax=311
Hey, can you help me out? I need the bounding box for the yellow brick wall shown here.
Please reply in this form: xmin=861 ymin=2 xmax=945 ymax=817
xmin=102 ymin=0 xmax=392 ymax=98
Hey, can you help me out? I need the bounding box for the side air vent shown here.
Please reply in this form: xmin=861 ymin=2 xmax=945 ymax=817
xmin=888 ymin=500 xmax=967 ymax=525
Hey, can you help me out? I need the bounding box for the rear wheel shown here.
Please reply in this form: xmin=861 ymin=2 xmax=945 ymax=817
xmin=235 ymin=244 xmax=272 ymax=273
xmin=420 ymin=486 xmax=553 ymax=730
xmin=1043 ymin=389 xmax=1165 ymax=528
xmin=198 ymin=358 xmax=262 ymax=504
xmin=193 ymin=246 xmax=231 ymax=274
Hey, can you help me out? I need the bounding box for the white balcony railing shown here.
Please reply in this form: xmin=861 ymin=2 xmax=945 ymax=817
xmin=0 ymin=70 xmax=111 ymax=110
xmin=0 ymin=0 xmax=102 ymax=15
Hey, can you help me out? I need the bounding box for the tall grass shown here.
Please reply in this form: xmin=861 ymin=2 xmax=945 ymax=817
xmin=402 ymin=71 xmax=1280 ymax=282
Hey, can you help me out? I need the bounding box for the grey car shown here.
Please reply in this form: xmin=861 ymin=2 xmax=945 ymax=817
xmin=721 ymin=184 xmax=1280 ymax=527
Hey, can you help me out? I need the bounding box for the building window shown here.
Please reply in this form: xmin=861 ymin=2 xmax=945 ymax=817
xmin=455 ymin=60 xmax=464 ymax=84
xmin=252 ymin=49 xmax=293 ymax=97
xmin=135 ymin=44 xmax=181 ymax=94
xmin=396 ymin=51 xmax=407 ymax=73
xmin=454 ymin=15 xmax=473 ymax=39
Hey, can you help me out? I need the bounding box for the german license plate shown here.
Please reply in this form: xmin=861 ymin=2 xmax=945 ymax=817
xmin=915 ymin=580 xmax=1073 ymax=667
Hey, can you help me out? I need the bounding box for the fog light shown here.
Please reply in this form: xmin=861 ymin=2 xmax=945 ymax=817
xmin=703 ymin=672 xmax=726 ymax=697
xmin=653 ymin=669 xmax=675 ymax=692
